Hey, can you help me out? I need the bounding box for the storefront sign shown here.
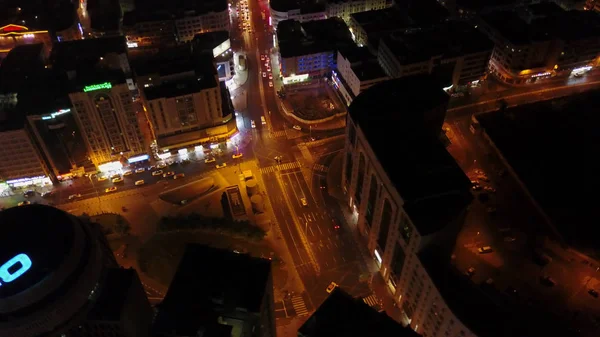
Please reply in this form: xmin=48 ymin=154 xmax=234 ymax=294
xmin=83 ymin=82 xmax=112 ymax=92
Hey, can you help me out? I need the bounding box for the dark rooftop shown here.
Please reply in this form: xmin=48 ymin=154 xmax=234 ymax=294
xmin=381 ymin=21 xmax=493 ymax=65
xmin=129 ymin=0 xmax=228 ymax=20
xmin=131 ymin=44 xmax=195 ymax=77
xmin=144 ymin=75 xmax=218 ymax=100
xmin=299 ymin=288 xmax=420 ymax=337
xmin=277 ymin=18 xmax=354 ymax=58
xmin=192 ymin=31 xmax=230 ymax=54
xmin=352 ymin=61 xmax=388 ymax=81
xmin=525 ymin=1 xmax=565 ymax=17
xmin=456 ymin=0 xmax=518 ymax=12
xmin=87 ymin=0 xmax=123 ymax=31
xmin=0 ymin=0 xmax=76 ymax=32
xmin=480 ymin=11 xmax=554 ymax=45
xmin=339 ymin=46 xmax=373 ymax=64
xmin=419 ymin=248 xmax=580 ymax=337
xmin=51 ymin=36 xmax=128 ymax=72
xmin=402 ymin=0 xmax=449 ymax=25
xmin=88 ymin=268 xmax=139 ymax=321
xmin=0 ymin=43 xmax=46 ymax=93
xmin=153 ymin=244 xmax=271 ymax=335
xmin=348 ymin=77 xmax=472 ymax=235
xmin=270 ymin=0 xmax=325 ymax=14
xmin=349 ymin=7 xmax=414 ymax=47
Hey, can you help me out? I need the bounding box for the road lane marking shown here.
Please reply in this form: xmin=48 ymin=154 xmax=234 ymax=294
xmin=317 ymin=225 xmax=323 ymax=234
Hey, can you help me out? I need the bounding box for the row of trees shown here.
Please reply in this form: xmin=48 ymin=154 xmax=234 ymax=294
xmin=158 ymin=213 xmax=266 ymax=241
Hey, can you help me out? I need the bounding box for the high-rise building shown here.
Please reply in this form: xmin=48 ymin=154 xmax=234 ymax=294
xmin=299 ymin=288 xmax=421 ymax=337
xmin=341 ymin=76 xmax=577 ymax=337
xmin=140 ymin=52 xmax=237 ymax=152
xmin=0 ymin=204 xmax=153 ymax=337
xmin=51 ymin=37 xmax=147 ymax=170
xmin=153 ymin=244 xmax=275 ymax=337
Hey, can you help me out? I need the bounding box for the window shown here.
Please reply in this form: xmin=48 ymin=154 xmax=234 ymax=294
xmin=400 ymin=212 xmax=413 ymax=243
xmin=345 ymin=151 xmax=353 ymax=186
xmin=377 ymin=199 xmax=393 ymax=250
xmin=355 ymin=153 xmax=366 ymax=204
xmin=365 ymin=175 xmax=378 ymax=226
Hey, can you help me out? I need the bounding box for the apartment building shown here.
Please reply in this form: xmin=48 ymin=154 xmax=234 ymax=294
xmin=341 ymin=76 xmax=576 ymax=337
xmin=269 ymin=0 xmax=327 ymax=28
xmin=332 ymin=46 xmax=388 ymax=105
xmin=377 ymin=21 xmax=493 ymax=88
xmin=326 ymin=0 xmax=389 ymax=23
xmin=479 ymin=2 xmax=600 ymax=84
xmin=123 ymin=0 xmax=230 ymax=48
xmin=141 ymin=54 xmax=237 ymax=151
xmin=277 ymin=18 xmax=354 ymax=79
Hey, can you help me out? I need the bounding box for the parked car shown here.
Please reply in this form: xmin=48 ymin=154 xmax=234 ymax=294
xmin=293 ymin=125 xmax=302 ymax=131
xmin=135 ymin=180 xmax=145 ymax=186
xmin=68 ymin=194 xmax=82 ymax=200
xmin=326 ymin=282 xmax=338 ymax=293
xmin=105 ymin=187 xmax=117 ymax=193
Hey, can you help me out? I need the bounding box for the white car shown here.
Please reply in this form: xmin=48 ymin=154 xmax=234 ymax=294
xmin=68 ymin=194 xmax=82 ymax=200
xmin=261 ymin=55 xmax=265 ymax=60
xmin=123 ymin=171 xmax=133 ymax=176
xmin=156 ymin=163 xmax=167 ymax=169
xmin=269 ymin=73 xmax=273 ymax=80
xmin=300 ymin=197 xmax=308 ymax=207
xmin=233 ymin=153 xmax=243 ymax=159
xmin=135 ymin=180 xmax=145 ymax=186
xmin=97 ymin=176 xmax=108 ymax=182
xmin=205 ymin=157 xmax=216 ymax=163
xmin=293 ymin=125 xmax=302 ymax=131
xmin=135 ymin=168 xmax=145 ymax=174
xmin=262 ymin=72 xmax=267 ymax=78
xmin=216 ymin=163 xmax=227 ymax=169
xmin=105 ymin=186 xmax=117 ymax=193
xmin=269 ymin=81 xmax=273 ymax=87
xmin=112 ymin=177 xmax=124 ymax=183
xmin=326 ymin=282 xmax=338 ymax=293
xmin=251 ymin=120 xmax=256 ymax=128
xmin=152 ymin=170 xmax=164 ymax=176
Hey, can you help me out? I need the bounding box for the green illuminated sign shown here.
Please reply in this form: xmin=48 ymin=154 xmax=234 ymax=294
xmin=83 ymin=82 xmax=112 ymax=92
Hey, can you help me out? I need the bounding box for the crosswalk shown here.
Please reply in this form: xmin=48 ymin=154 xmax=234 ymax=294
xmin=291 ymin=295 xmax=309 ymax=316
xmin=313 ymin=163 xmax=329 ymax=173
xmin=363 ymin=294 xmax=383 ymax=310
xmin=270 ymin=130 xmax=287 ymax=138
xmin=260 ymin=161 xmax=301 ymax=174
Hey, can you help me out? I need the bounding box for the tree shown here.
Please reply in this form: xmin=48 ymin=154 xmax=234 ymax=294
xmin=113 ymin=216 xmax=131 ymax=235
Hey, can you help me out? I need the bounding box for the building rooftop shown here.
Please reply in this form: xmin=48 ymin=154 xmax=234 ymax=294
xmin=382 ymin=21 xmax=493 ymax=65
xmin=192 ymin=31 xmax=230 ymax=55
xmin=0 ymin=0 xmax=76 ymax=32
xmin=456 ymin=0 xmax=518 ymax=12
xmin=419 ymin=248 xmax=580 ymax=337
xmin=51 ymin=36 xmax=128 ymax=72
xmin=88 ymin=268 xmax=140 ymax=321
xmin=87 ymin=0 xmax=123 ymax=31
xmin=348 ymin=76 xmax=472 ymax=235
xmin=400 ymin=0 xmax=449 ymax=25
xmin=277 ymin=18 xmax=354 ymax=58
xmin=127 ymin=0 xmax=228 ymax=22
xmin=153 ymin=244 xmax=271 ymax=335
xmin=299 ymin=288 xmax=420 ymax=337
xmin=349 ymin=7 xmax=414 ymax=46
xmin=144 ymin=75 xmax=218 ymax=100
xmin=525 ymin=1 xmax=565 ymax=17
xmin=131 ymin=44 xmax=195 ymax=77
xmin=480 ymin=11 xmax=554 ymax=45
xmin=270 ymin=0 xmax=324 ymax=13
xmin=352 ymin=61 xmax=388 ymax=81
xmin=0 ymin=43 xmax=46 ymax=93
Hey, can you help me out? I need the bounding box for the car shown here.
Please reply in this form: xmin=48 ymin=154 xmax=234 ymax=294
xmin=326 ymin=282 xmax=338 ymax=293
xmin=293 ymin=125 xmax=302 ymax=131
xmin=332 ymin=219 xmax=340 ymax=230
xmin=163 ymin=171 xmax=175 ymax=178
xmin=588 ymin=289 xmax=599 ymax=298
xmin=260 ymin=55 xmax=265 ymax=60
xmin=484 ymin=186 xmax=496 ymax=193
xmin=123 ymin=170 xmax=133 ymax=176
xmin=68 ymin=194 xmax=82 ymax=200
xmin=269 ymin=73 xmax=273 ymax=80
xmin=97 ymin=176 xmax=108 ymax=182
xmin=18 ymin=201 xmax=31 ymax=206
xmin=152 ymin=170 xmax=163 ymax=176
xmin=466 ymin=267 xmax=476 ymax=276
xmin=233 ymin=153 xmax=243 ymax=159
xmin=135 ymin=180 xmax=145 ymax=186
xmin=174 ymin=173 xmax=185 ymax=179
xmin=262 ymin=72 xmax=266 ymax=77
xmin=105 ymin=187 xmax=117 ymax=193
xmin=135 ymin=168 xmax=146 ymax=174
xmin=156 ymin=163 xmax=167 ymax=169
xmin=24 ymin=190 xmax=35 ymax=197
xmin=41 ymin=191 xmax=54 ymax=197
xmin=300 ymin=197 xmax=308 ymax=206
xmin=112 ymin=177 xmax=124 ymax=183
xmin=261 ymin=116 xmax=266 ymax=125
xmin=205 ymin=157 xmax=216 ymax=163
xmin=268 ymin=81 xmax=273 ymax=87
xmin=251 ymin=120 xmax=256 ymax=128
xmin=472 ymin=184 xmax=481 ymax=191
xmin=216 ymin=163 xmax=227 ymax=169
xmin=266 ymin=66 xmax=271 ymax=72
xmin=478 ymin=246 xmax=493 ymax=254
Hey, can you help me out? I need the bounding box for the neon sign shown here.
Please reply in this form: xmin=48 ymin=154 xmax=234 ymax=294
xmin=0 ymin=24 xmax=28 ymax=33
xmin=83 ymin=82 xmax=112 ymax=92
xmin=0 ymin=254 xmax=32 ymax=286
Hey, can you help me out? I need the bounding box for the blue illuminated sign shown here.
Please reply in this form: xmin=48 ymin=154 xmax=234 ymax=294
xmin=0 ymin=254 xmax=32 ymax=286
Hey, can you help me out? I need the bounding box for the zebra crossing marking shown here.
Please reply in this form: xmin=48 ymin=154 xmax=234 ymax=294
xmin=291 ymin=296 xmax=308 ymax=316
xmin=259 ymin=161 xmax=301 ymax=174
xmin=313 ymin=164 xmax=329 ymax=173
xmin=270 ymin=130 xmax=286 ymax=138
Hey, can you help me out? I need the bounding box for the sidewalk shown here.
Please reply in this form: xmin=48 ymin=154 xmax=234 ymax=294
xmin=324 ymin=151 xmax=408 ymax=324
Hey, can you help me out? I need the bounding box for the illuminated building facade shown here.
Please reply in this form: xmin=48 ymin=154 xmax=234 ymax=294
xmin=0 ymin=204 xmax=153 ymax=337
xmin=141 ymin=55 xmax=238 ymax=152
xmin=333 ymin=46 xmax=388 ymax=105
xmin=326 ymin=0 xmax=389 ymax=23
xmin=269 ymin=0 xmax=327 ymax=29
xmin=0 ymin=24 xmax=51 ymax=58
xmin=122 ymin=0 xmax=230 ymax=48
xmin=276 ymin=18 xmax=354 ymax=79
xmin=479 ymin=3 xmax=600 ymax=85
xmin=70 ymin=82 xmax=147 ymax=169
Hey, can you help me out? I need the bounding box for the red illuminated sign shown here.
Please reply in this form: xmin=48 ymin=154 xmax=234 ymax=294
xmin=0 ymin=25 xmax=29 ymax=33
